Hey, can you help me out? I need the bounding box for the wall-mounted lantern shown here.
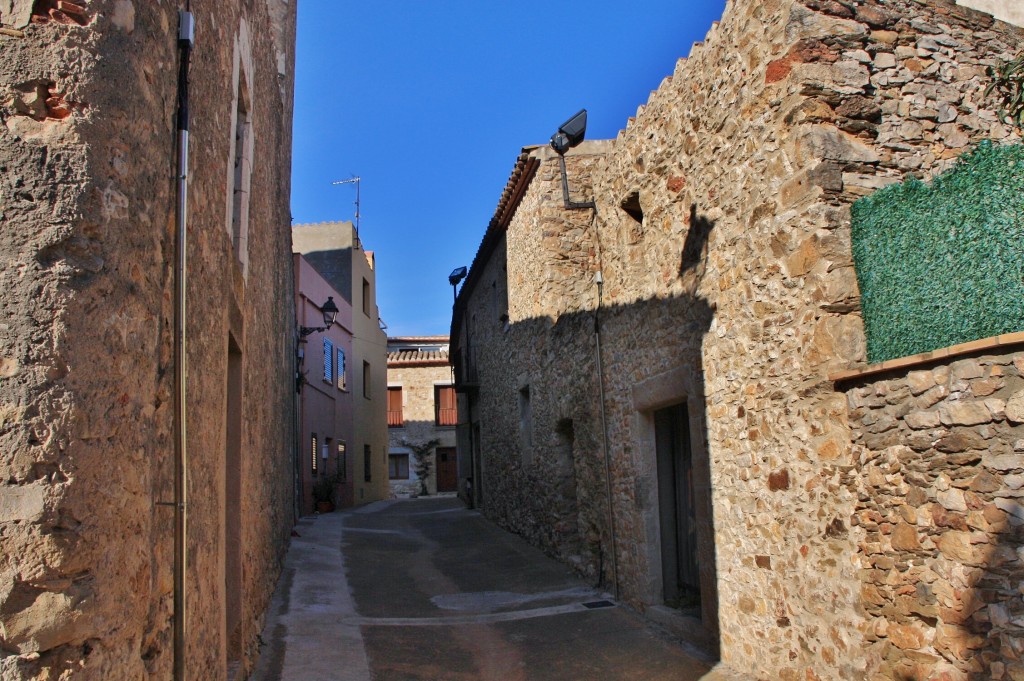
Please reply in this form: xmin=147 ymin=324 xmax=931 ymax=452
xmin=299 ymin=296 xmax=339 ymax=337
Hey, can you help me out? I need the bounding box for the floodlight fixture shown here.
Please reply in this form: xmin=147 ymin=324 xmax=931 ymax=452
xmin=549 ymin=109 xmax=596 ymax=210
xmin=449 ymin=266 xmax=468 ymax=287
xmin=449 ymin=266 xmax=468 ymax=307
xmin=550 ymin=109 xmax=588 ymax=155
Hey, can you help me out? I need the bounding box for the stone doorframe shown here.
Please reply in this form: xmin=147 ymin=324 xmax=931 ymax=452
xmin=631 ymin=364 xmax=719 ymax=649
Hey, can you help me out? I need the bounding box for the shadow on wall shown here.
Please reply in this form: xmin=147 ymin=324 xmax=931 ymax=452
xmin=299 ymin=246 xmax=353 ymax=302
xmin=458 ymin=205 xmax=721 ymax=654
xmin=680 ymin=203 xmax=715 ymax=281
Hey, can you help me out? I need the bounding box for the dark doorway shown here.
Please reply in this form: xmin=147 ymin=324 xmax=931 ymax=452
xmin=472 ymin=423 xmax=483 ymax=508
xmin=436 ymin=447 xmax=457 ymax=492
xmin=225 ymin=336 xmax=243 ymax=676
xmin=654 ymin=402 xmax=700 ymax=615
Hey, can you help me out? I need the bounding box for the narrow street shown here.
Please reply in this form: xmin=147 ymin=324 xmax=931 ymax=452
xmin=250 ymin=497 xmax=743 ymax=681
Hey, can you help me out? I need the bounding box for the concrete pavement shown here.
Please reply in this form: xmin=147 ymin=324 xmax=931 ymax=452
xmin=250 ymin=497 xmax=749 ymax=681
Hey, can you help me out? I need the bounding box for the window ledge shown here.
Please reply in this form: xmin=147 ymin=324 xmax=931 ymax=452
xmin=830 ymin=331 xmax=1024 ymax=383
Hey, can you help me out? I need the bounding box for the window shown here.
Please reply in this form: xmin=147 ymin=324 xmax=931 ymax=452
xmin=389 ymin=453 xmax=410 ymax=480
xmin=363 ymin=361 xmax=371 ymax=399
xmin=323 ymin=337 xmax=334 ymax=383
xmin=387 ymin=387 xmax=403 ymax=427
xmin=364 ymin=445 xmax=372 ymax=482
xmin=555 ymin=419 xmax=575 ymax=472
xmin=226 ymin=28 xmax=254 ymax=278
xmin=230 ymin=90 xmax=252 ymax=269
xmin=337 ymin=442 xmax=347 ymax=482
xmin=519 ymin=385 xmax=533 ymax=465
xmin=311 ymin=433 xmax=318 ymax=475
xmin=621 ymin=191 xmax=643 ymax=224
xmin=621 ymin=191 xmax=644 ymax=245
xmin=337 ymin=347 xmax=346 ymax=390
xmin=494 ymin=275 xmax=508 ymax=326
xmin=435 ymin=385 xmax=457 ymax=426
xmin=362 ymin=278 xmax=371 ymax=317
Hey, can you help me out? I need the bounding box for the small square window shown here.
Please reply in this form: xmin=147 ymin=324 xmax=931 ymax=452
xmin=388 ymin=453 xmax=409 ymax=480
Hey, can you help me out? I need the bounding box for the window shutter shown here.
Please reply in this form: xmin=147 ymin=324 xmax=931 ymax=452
xmin=323 ymin=338 xmax=333 ymax=382
xmin=436 ymin=385 xmax=457 ymax=426
xmin=387 ymin=387 xmax=403 ymax=426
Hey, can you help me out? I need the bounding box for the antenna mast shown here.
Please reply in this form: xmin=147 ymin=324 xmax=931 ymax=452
xmin=331 ymin=176 xmax=361 ymax=235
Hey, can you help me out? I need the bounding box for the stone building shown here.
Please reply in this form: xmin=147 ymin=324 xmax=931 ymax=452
xmin=292 ymin=221 xmax=389 ymax=505
xmin=1 ymin=1 xmax=297 ymax=680
xmin=386 ymin=336 xmax=458 ymax=498
xmin=294 ymin=254 xmax=355 ymax=513
xmin=451 ymin=1 xmax=1023 ymax=678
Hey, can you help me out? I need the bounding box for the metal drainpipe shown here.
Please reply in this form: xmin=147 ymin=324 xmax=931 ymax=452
xmin=293 ymin=338 xmax=303 ymax=523
xmin=173 ymin=9 xmax=194 ymax=681
xmin=593 ymin=271 xmax=619 ymax=600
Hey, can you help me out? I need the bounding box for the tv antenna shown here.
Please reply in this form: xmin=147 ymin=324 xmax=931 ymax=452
xmin=331 ymin=176 xmax=361 ymax=234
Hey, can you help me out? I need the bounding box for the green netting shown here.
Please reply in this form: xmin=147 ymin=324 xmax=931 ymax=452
xmin=850 ymin=141 xmax=1024 ymax=364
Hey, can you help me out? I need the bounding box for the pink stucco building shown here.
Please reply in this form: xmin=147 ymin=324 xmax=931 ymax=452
xmin=294 ymin=254 xmax=355 ymax=513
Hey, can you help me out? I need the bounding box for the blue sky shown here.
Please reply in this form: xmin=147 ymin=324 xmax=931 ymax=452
xmin=291 ymin=1 xmax=727 ymax=337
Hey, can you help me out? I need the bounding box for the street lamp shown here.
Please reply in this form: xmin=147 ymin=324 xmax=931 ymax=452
xmin=449 ymin=266 xmax=467 ymax=306
xmin=550 ymin=109 xmax=595 ymax=210
xmin=550 ymin=109 xmax=588 ymax=154
xmin=299 ymin=296 xmax=339 ymax=337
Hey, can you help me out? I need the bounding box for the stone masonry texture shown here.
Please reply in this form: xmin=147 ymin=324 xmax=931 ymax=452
xmin=843 ymin=350 xmax=1024 ymax=680
xmin=0 ymin=1 xmax=297 ymax=679
xmin=452 ymin=0 xmax=1023 ymax=679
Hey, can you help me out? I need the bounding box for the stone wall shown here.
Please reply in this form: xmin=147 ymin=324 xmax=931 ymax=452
xmin=956 ymin=0 xmax=1024 ymax=27
xmin=459 ymin=146 xmax=613 ymax=579
xmin=842 ymin=347 xmax=1024 ymax=680
xmin=453 ymin=0 xmax=1023 ymax=678
xmin=0 ymin=1 xmax=297 ymax=679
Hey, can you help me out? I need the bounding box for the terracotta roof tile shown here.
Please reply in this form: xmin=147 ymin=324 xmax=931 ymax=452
xmin=387 ymin=347 xmax=450 ymax=366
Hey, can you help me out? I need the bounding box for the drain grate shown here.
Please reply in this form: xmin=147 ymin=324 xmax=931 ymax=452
xmin=581 ymin=599 xmax=616 ymax=610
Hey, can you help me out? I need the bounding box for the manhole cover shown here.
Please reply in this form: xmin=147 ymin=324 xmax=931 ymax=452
xmin=581 ymin=600 xmax=616 ymax=609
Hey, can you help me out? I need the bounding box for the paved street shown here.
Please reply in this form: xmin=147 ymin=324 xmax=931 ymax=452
xmin=250 ymin=497 xmax=745 ymax=681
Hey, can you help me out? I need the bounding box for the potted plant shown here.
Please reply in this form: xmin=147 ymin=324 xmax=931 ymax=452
xmin=312 ymin=474 xmax=337 ymax=513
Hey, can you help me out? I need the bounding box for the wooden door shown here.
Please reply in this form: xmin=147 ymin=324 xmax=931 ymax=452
xmin=655 ymin=402 xmax=700 ymax=614
xmin=436 ymin=447 xmax=457 ymax=492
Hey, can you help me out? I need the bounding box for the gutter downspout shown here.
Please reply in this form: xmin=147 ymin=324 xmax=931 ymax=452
xmin=594 ymin=271 xmax=619 ymax=600
xmin=576 ymin=172 xmax=618 ymax=600
xmin=173 ymin=10 xmax=194 ymax=681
